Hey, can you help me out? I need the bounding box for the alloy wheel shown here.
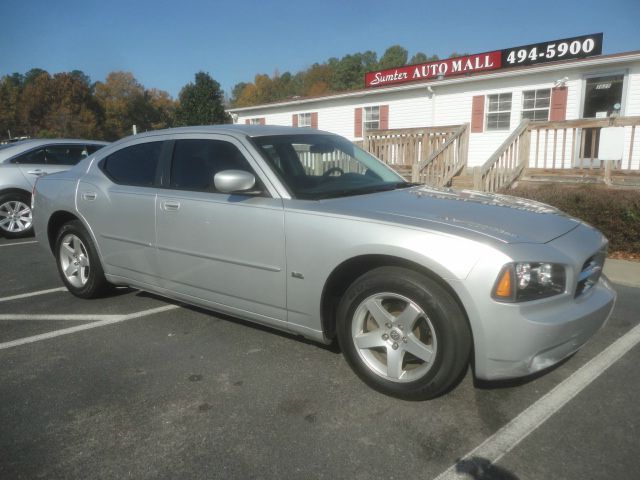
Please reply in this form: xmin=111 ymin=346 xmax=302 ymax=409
xmin=59 ymin=233 xmax=91 ymax=288
xmin=0 ymin=200 xmax=32 ymax=234
xmin=351 ymin=292 xmax=438 ymax=383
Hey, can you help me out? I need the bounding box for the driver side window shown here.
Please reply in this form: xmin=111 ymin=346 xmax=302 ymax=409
xmin=169 ymin=139 xmax=258 ymax=193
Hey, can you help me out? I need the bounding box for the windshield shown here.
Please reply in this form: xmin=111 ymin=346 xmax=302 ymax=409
xmin=252 ymin=134 xmax=407 ymax=199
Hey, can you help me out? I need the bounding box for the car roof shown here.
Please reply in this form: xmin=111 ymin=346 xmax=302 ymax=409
xmin=0 ymin=138 xmax=109 ymax=162
xmin=2 ymin=138 xmax=108 ymax=147
xmin=123 ymin=124 xmax=337 ymax=142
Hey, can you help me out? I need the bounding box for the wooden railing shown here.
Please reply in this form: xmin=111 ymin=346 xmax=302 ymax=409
xmin=477 ymin=119 xmax=531 ymax=192
xmin=359 ymin=125 xmax=468 ymax=185
xmin=527 ymin=116 xmax=640 ymax=171
xmin=359 ymin=116 xmax=640 ymax=192
xmin=411 ymin=123 xmax=469 ymax=186
xmin=363 ymin=125 xmax=461 ymax=168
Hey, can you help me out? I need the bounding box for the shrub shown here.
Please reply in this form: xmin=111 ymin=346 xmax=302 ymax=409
xmin=505 ymin=184 xmax=640 ymax=255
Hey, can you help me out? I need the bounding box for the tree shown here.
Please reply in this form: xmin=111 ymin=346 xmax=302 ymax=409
xmin=409 ymin=52 xmax=439 ymax=64
xmin=378 ymin=45 xmax=409 ymax=70
xmin=302 ymin=63 xmax=334 ymax=96
xmin=94 ymin=71 xmax=146 ymax=139
xmin=0 ymin=74 xmax=23 ymax=138
xmin=176 ymin=72 xmax=230 ymax=126
xmin=230 ymin=82 xmax=250 ymax=106
xmin=23 ymin=68 xmax=48 ymax=86
xmin=44 ymin=72 xmax=99 ymax=138
xmin=18 ymin=70 xmax=54 ymax=136
xmin=330 ymin=51 xmax=378 ymax=91
xmin=145 ymin=89 xmax=176 ymax=130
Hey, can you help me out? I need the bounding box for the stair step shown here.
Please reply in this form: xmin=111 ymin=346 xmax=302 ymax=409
xmin=449 ymin=175 xmax=475 ymax=189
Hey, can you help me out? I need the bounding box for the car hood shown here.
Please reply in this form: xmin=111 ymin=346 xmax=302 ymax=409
xmin=318 ymin=186 xmax=582 ymax=244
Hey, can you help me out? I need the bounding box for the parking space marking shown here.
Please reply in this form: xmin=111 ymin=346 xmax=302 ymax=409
xmin=0 ymin=287 xmax=67 ymax=303
xmin=434 ymin=322 xmax=640 ymax=480
xmin=0 ymin=314 xmax=122 ymax=321
xmin=0 ymin=240 xmax=38 ymax=247
xmin=0 ymin=304 xmax=180 ymax=351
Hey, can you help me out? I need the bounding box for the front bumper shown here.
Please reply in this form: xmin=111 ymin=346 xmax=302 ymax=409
xmin=458 ymin=223 xmax=617 ymax=381
xmin=476 ymin=275 xmax=615 ymax=380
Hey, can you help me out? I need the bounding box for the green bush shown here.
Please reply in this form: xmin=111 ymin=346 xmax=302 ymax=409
xmin=505 ymin=184 xmax=640 ymax=255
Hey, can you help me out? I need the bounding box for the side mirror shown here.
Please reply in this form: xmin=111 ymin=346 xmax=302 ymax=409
xmin=214 ymin=170 xmax=256 ymax=193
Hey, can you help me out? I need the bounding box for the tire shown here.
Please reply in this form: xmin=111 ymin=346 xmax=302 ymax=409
xmin=54 ymin=220 xmax=112 ymax=298
xmin=0 ymin=192 xmax=33 ymax=238
xmin=337 ymin=266 xmax=471 ymax=400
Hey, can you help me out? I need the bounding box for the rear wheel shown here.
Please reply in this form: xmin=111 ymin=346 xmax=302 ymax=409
xmin=337 ymin=267 xmax=471 ymax=400
xmin=55 ymin=220 xmax=111 ymax=298
xmin=0 ymin=192 xmax=33 ymax=238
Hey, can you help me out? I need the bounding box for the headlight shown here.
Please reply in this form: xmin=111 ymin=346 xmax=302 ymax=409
xmin=492 ymin=262 xmax=566 ymax=302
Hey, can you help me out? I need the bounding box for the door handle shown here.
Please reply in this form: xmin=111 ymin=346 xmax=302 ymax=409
xmin=27 ymin=169 xmax=46 ymax=176
xmin=81 ymin=192 xmax=97 ymax=201
xmin=162 ymin=201 xmax=181 ymax=211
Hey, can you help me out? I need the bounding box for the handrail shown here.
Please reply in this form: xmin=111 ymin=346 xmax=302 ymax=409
xmin=480 ymin=119 xmax=530 ymax=177
xmin=365 ymin=125 xmax=462 ymax=136
xmin=363 ymin=124 xmax=465 ymax=171
xmin=412 ymin=123 xmax=469 ymax=186
xmin=527 ymin=115 xmax=640 ymax=130
xmin=478 ymin=119 xmax=530 ymax=192
xmin=417 ymin=124 xmax=468 ymax=171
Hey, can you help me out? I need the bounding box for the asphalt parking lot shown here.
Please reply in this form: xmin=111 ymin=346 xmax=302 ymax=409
xmin=1 ymin=237 xmax=639 ymax=480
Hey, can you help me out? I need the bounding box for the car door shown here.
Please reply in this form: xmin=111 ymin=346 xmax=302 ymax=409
xmin=76 ymin=139 xmax=168 ymax=287
xmin=155 ymin=135 xmax=287 ymax=327
xmin=13 ymin=144 xmax=89 ymax=187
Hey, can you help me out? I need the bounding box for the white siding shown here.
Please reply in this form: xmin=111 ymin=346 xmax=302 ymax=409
xmin=623 ymin=65 xmax=640 ymax=169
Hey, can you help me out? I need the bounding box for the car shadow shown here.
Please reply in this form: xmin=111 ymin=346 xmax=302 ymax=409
xmin=133 ymin=290 xmax=342 ymax=354
xmin=129 ymin=290 xmax=575 ymax=393
xmin=455 ymin=456 xmax=520 ymax=479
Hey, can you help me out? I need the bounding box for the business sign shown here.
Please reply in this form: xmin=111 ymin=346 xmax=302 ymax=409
xmin=364 ymin=33 xmax=603 ymax=88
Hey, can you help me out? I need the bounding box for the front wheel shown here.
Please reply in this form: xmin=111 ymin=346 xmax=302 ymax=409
xmin=0 ymin=192 xmax=33 ymax=238
xmin=337 ymin=267 xmax=471 ymax=400
xmin=55 ymin=220 xmax=112 ymax=298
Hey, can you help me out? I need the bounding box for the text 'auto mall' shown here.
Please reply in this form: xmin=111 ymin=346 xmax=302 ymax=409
xmin=228 ymin=33 xmax=640 ymax=170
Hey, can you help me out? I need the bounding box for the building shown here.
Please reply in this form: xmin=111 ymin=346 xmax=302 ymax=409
xmin=228 ymin=34 xmax=640 ymax=190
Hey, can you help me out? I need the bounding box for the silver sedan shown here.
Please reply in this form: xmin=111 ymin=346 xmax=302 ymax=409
xmin=0 ymin=139 xmax=108 ymax=238
xmin=33 ymin=126 xmax=616 ymax=399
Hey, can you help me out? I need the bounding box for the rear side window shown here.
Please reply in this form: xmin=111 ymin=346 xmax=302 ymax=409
xmin=10 ymin=144 xmax=106 ymax=165
xmin=11 ymin=148 xmax=46 ymax=164
xmin=87 ymin=144 xmax=105 ymax=154
xmin=170 ymin=139 xmax=254 ymax=192
xmin=45 ymin=145 xmax=89 ymax=165
xmin=101 ymin=142 xmax=163 ymax=186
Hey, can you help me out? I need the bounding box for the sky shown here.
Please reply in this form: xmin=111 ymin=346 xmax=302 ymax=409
xmin=1 ymin=0 xmax=639 ymax=99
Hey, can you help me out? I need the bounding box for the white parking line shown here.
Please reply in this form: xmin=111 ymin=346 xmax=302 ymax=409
xmin=434 ymin=322 xmax=640 ymax=480
xmin=0 ymin=240 xmax=38 ymax=247
xmin=0 ymin=304 xmax=180 ymax=351
xmin=0 ymin=314 xmax=121 ymax=321
xmin=0 ymin=287 xmax=67 ymax=303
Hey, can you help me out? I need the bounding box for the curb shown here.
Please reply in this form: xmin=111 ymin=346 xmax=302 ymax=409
xmin=604 ymin=258 xmax=640 ymax=288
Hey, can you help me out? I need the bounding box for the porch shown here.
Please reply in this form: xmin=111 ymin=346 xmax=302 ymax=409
xmin=361 ymin=116 xmax=640 ymax=191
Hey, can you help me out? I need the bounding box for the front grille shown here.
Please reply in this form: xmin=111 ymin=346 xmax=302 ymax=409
xmin=575 ymin=250 xmax=606 ymax=297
